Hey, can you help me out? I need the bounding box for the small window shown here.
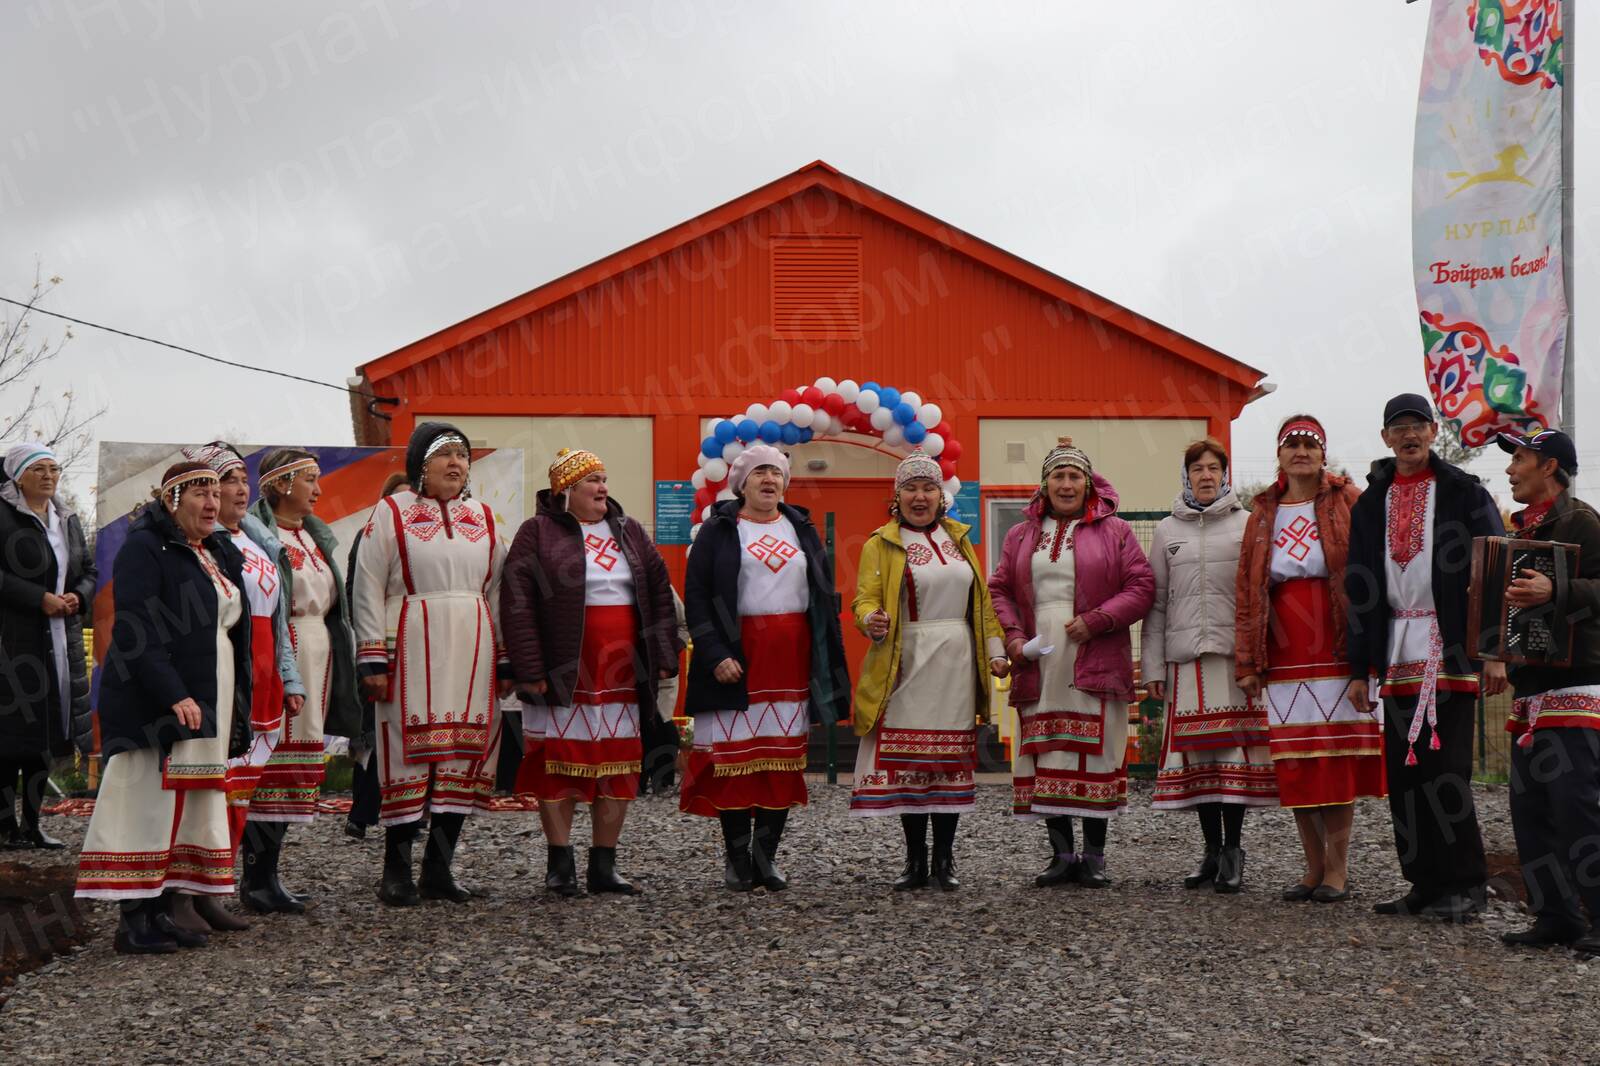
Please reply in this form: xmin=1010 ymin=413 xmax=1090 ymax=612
xmin=986 ymin=497 xmax=1031 ymax=574
xmin=771 ymin=235 xmax=862 ymax=339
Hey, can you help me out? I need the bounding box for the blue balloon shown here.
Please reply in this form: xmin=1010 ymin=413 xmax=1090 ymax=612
xmin=798 ymin=427 xmax=814 ymax=443
xmin=758 ymin=420 xmax=783 ymax=443
xmin=780 ymin=423 xmax=801 ymax=445
xmin=701 ymin=436 xmax=722 ymax=459
xmin=878 ymin=386 xmax=901 ymax=408
xmin=904 ymin=421 xmax=927 ymax=444
xmin=947 ymin=502 xmax=962 ymax=521
xmin=893 ymin=402 xmax=916 ymax=426
xmin=713 ymin=419 xmax=737 ymax=444
xmin=736 ymin=418 xmax=759 ymax=443
xmin=861 ymin=381 xmax=881 ymax=393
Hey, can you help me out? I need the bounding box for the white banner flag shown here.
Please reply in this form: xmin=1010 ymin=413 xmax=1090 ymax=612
xmin=1413 ymin=0 xmax=1567 ymax=446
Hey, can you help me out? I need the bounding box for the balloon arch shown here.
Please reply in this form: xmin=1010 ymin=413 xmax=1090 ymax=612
xmin=689 ymin=377 xmax=966 ymax=539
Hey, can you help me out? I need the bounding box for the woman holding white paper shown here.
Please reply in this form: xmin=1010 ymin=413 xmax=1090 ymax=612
xmin=988 ymin=438 xmax=1154 ymax=888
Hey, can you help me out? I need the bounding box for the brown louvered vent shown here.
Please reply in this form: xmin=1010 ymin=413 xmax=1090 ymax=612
xmin=772 ymin=235 xmax=862 ymax=339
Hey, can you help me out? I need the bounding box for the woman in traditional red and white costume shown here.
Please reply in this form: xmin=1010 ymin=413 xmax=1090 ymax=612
xmin=1143 ymin=438 xmax=1277 ymax=895
xmin=353 ymin=422 xmax=512 ymax=907
xmin=1235 ymin=415 xmax=1384 ymax=903
xmin=501 ymin=447 xmax=681 ymax=896
xmin=680 ymin=444 xmax=850 ymax=891
xmin=75 ymin=461 xmax=252 ymax=954
xmin=849 ymin=451 xmax=1009 ymax=891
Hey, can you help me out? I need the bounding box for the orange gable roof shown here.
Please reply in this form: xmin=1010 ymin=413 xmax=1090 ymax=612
xmin=359 ymin=160 xmax=1265 ymax=391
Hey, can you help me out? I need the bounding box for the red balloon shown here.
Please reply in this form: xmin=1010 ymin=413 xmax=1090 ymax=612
xmin=942 ymin=439 xmax=963 ymax=461
xmin=800 ymin=386 xmax=824 ymax=407
xmin=695 ymin=487 xmax=714 ymax=508
xmin=934 ymin=421 xmax=953 ymax=441
xmin=939 ymin=457 xmax=959 ymax=479
xmin=779 ymin=388 xmax=802 ymax=406
xmin=707 ymin=477 xmax=727 ymax=492
xmin=821 ymin=393 xmax=846 ymax=415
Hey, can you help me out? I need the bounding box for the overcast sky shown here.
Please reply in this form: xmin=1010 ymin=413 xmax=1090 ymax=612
xmin=3 ymin=0 xmax=1594 ymax=510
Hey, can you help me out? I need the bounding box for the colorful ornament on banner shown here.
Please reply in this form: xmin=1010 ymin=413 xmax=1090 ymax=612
xmin=688 ymin=377 xmax=964 ymax=539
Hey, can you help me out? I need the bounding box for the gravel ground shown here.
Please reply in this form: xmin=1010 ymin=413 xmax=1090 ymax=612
xmin=2 ymin=781 xmax=1596 ymax=1065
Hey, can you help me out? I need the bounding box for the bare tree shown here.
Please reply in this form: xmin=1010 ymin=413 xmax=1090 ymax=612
xmin=1 ymin=266 xmax=105 ymax=474
xmin=1433 ymin=417 xmax=1487 ymax=467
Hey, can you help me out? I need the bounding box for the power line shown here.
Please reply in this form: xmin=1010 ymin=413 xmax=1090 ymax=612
xmin=0 ymin=295 xmax=377 ymax=400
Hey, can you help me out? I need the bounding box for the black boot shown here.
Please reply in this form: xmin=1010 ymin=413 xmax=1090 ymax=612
xmin=720 ymin=811 xmax=754 ymax=892
xmin=894 ymin=815 xmax=929 ymax=891
xmin=586 ymin=846 xmax=637 ymax=895
xmin=419 ymin=813 xmax=476 ymax=902
xmin=241 ymin=823 xmax=304 ymax=914
xmin=19 ymin=812 xmax=63 ymax=850
xmin=1185 ymin=848 xmax=1220 ymax=890
xmin=1214 ymin=846 xmax=1244 ymax=894
xmin=114 ymin=899 xmax=178 ymax=955
xmin=751 ymin=808 xmax=788 ymax=891
xmin=1035 ymin=816 xmax=1078 ymax=887
xmin=377 ymin=824 xmax=421 ymax=907
xmin=265 ymin=823 xmax=309 ymax=909
xmin=930 ymin=813 xmax=959 ymax=891
xmin=545 ymin=844 xmax=582 ymax=897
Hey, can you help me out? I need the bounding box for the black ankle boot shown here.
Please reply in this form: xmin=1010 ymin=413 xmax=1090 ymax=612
xmin=377 ymin=825 xmax=421 ymax=906
xmin=150 ymin=896 xmax=208 ymax=948
xmin=751 ymin=810 xmax=788 ymax=892
xmin=1073 ymin=851 xmax=1110 ymax=888
xmin=586 ymin=846 xmax=637 ymax=895
xmin=894 ymin=816 xmax=929 ymax=891
xmin=114 ymin=899 xmax=179 ymax=955
xmin=931 ymin=846 xmax=959 ymax=891
xmin=1214 ymin=846 xmax=1245 ymax=894
xmin=419 ymin=813 xmax=475 ymax=902
xmin=719 ymin=811 xmax=754 ymax=892
xmin=1184 ymin=847 xmax=1220 ymax=890
xmin=265 ymin=823 xmax=309 ymax=907
xmin=546 ymin=844 xmax=582 ymax=897
xmin=242 ymin=823 xmax=304 ymax=914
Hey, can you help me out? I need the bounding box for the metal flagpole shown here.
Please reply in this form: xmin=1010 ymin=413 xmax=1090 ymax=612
xmin=1561 ymin=0 xmax=1577 ymax=439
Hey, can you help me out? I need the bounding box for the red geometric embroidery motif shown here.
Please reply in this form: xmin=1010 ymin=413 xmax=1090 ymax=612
xmin=450 ymin=503 xmax=488 ymax=542
xmin=585 ymin=533 xmax=620 ymax=571
xmin=239 ymin=544 xmax=278 ymax=598
xmin=402 ymin=503 xmax=442 ymax=541
xmin=287 ymin=530 xmax=326 ymax=573
xmin=1387 ymin=478 xmax=1430 ymax=570
xmin=748 ymin=534 xmax=798 ymax=573
xmin=1274 ymin=515 xmax=1319 ymax=561
xmin=905 ymin=542 xmax=934 ymax=566
xmin=940 ymin=539 xmax=964 ymax=562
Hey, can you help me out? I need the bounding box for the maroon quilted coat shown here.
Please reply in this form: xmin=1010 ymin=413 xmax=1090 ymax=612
xmin=500 ymin=491 xmax=681 ymax=715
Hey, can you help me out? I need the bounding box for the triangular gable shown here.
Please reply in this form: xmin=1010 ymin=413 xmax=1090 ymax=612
xmin=359 ymin=160 xmax=1264 ymax=390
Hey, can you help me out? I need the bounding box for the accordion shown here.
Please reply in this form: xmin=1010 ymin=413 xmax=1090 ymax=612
xmin=1467 ymin=536 xmax=1581 ymax=666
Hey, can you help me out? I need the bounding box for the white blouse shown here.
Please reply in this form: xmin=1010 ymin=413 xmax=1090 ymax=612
xmin=736 ymin=514 xmax=808 ymax=617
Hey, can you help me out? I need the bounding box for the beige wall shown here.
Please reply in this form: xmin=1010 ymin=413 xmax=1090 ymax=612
xmin=445 ymin=415 xmax=655 ymax=533
xmin=978 ymin=418 xmax=1208 ymax=512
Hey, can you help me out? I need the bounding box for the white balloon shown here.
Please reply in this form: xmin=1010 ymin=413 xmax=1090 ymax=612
xmin=722 ymin=440 xmax=744 ymax=463
xmin=691 ymin=469 xmax=707 ymax=489
xmin=813 ymin=376 xmax=837 ymax=394
xmin=900 ymin=391 xmax=922 ymax=412
xmin=746 ymin=403 xmax=769 ymax=423
xmin=696 ymin=451 xmax=708 ymax=468
xmin=703 ymin=458 xmax=728 ymax=482
xmin=943 ymin=476 xmax=961 ymax=497
xmin=836 ymin=379 xmax=860 ymax=402
xmin=768 ymin=400 xmax=793 ymax=424
xmin=790 ymin=402 xmax=815 ymax=428
xmin=869 ymin=406 xmax=896 ymax=431
xmin=701 ymin=505 xmax=713 ymax=521
xmin=689 ymin=522 xmax=702 ymax=540
xmin=857 ymin=390 xmax=881 ymax=414
xmin=918 ymin=403 xmax=943 ymax=427
xmin=923 ymin=432 xmax=945 ymax=457
xmin=810 ymin=411 xmax=832 ymax=435
xmin=716 ymin=488 xmax=736 ymax=501
xmin=882 ymin=425 xmax=906 ymax=448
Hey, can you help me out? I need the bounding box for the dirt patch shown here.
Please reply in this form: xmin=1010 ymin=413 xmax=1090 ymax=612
xmin=1485 ymin=849 xmax=1526 ymax=903
xmin=0 ymin=861 xmax=92 ymax=1008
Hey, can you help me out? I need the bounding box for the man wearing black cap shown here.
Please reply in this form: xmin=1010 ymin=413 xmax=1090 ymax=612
xmin=1496 ymin=428 xmax=1600 ymax=954
xmin=1346 ymin=393 xmax=1504 ymax=921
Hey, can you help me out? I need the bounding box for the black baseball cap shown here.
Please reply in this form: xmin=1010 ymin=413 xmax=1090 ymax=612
xmin=1496 ymin=427 xmax=1578 ymax=474
xmin=1383 ymin=393 xmax=1435 ymax=426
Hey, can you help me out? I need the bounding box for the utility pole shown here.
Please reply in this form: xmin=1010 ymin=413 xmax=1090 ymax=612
xmin=1561 ymin=0 xmax=1576 ymax=440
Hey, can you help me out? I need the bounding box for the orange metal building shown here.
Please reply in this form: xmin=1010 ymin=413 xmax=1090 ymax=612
xmin=351 ymin=160 xmax=1267 ymax=679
